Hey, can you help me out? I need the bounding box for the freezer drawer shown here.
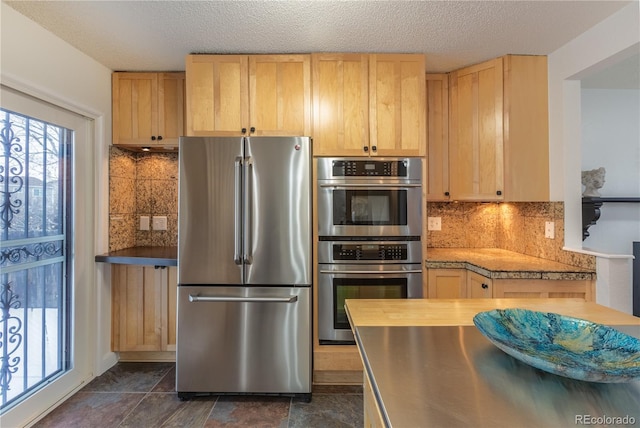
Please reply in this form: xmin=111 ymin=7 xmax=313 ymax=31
xmin=176 ymin=286 xmax=311 ymax=395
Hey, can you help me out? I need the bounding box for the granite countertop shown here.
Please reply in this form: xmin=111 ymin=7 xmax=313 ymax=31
xmin=426 ymin=248 xmax=595 ymax=280
xmin=95 ymin=246 xmax=177 ymax=266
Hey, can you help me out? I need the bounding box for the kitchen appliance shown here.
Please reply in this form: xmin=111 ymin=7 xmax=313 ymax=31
xmin=316 ymin=157 xmax=423 ymax=344
xmin=317 ymin=239 xmax=423 ymax=343
xmin=317 ymin=158 xmax=422 ymax=237
xmin=176 ymin=136 xmax=312 ymax=401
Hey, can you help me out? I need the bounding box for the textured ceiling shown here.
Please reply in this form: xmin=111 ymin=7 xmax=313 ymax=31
xmin=4 ymin=0 xmax=635 ymax=79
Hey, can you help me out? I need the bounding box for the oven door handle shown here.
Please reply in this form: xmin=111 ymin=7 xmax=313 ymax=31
xmin=319 ymin=269 xmax=423 ymax=274
xmin=319 ymin=183 xmax=421 ymax=188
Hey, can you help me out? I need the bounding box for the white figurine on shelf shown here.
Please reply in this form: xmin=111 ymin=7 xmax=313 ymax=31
xmin=581 ymin=167 xmax=606 ymax=197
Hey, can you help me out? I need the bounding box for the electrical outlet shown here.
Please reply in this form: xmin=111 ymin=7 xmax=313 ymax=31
xmin=140 ymin=216 xmax=150 ymax=231
xmin=545 ymin=221 xmax=555 ymax=239
xmin=152 ymin=216 xmax=168 ymax=231
xmin=427 ymin=217 xmax=442 ymax=231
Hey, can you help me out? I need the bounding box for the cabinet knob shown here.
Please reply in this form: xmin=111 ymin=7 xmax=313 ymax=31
xmin=157 ymin=136 xmax=163 ymax=141
xmin=496 ymin=190 xmax=502 ymax=196
xmin=151 ymin=136 xmax=156 ymax=141
xmin=363 ymin=146 xmax=369 ymax=152
xmin=481 ymin=283 xmax=489 ymax=289
xmin=444 ymin=191 xmax=450 ymax=197
xmin=371 ymin=145 xmax=377 ymax=152
xmin=241 ymin=128 xmax=247 ymax=134
xmin=250 ymin=127 xmax=256 ymax=134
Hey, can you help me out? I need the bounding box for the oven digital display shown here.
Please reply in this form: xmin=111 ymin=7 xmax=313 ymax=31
xmin=333 ymin=244 xmax=407 ymax=261
xmin=331 ymin=160 xmax=407 ymax=176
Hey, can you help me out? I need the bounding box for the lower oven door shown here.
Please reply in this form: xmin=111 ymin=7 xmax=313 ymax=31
xmin=318 ymin=264 xmax=423 ymax=344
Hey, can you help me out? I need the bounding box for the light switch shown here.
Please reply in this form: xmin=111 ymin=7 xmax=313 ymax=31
xmin=152 ymin=216 xmax=168 ymax=231
xmin=140 ymin=216 xmax=150 ymax=231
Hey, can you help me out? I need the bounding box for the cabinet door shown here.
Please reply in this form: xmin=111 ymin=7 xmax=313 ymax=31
xmin=185 ymin=55 xmax=249 ymax=136
xmin=466 ymin=271 xmax=492 ymax=298
xmin=426 ymin=74 xmax=450 ymax=200
xmin=427 ymin=269 xmax=466 ymax=298
xmin=162 ymin=266 xmax=177 ymax=351
xmin=113 ymin=73 xmax=158 ymax=146
xmin=493 ymin=279 xmax=594 ymax=301
xmin=369 ymin=54 xmax=426 ymax=157
xmin=157 ymin=73 xmax=185 ymax=148
xmin=503 ymin=55 xmax=549 ymax=201
xmin=112 ymin=265 xmax=162 ymax=352
xmin=249 ymin=55 xmax=311 ymax=136
xmin=311 ymin=53 xmax=370 ymax=156
xmin=449 ymin=58 xmax=504 ymax=201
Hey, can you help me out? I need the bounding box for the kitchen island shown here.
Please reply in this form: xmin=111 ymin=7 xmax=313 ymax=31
xmin=345 ymin=299 xmax=640 ymax=427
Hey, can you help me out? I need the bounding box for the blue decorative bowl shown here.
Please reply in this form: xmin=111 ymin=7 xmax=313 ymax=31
xmin=473 ymin=308 xmax=640 ymax=383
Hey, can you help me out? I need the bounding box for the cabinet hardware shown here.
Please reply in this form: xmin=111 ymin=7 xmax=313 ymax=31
xmin=371 ymin=145 xmax=377 ymax=152
xmin=157 ymin=136 xmax=163 ymax=141
xmin=250 ymin=127 xmax=256 ymax=134
xmin=151 ymin=136 xmax=156 ymax=141
xmin=242 ymin=128 xmax=247 ymax=134
xmin=496 ymin=190 xmax=502 ymax=196
xmin=444 ymin=191 xmax=450 ymax=197
xmin=482 ymin=283 xmax=489 ymax=289
xmin=363 ymin=146 xmax=369 ymax=152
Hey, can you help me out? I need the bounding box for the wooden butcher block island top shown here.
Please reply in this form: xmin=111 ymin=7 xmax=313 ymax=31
xmin=344 ymin=298 xmax=640 ymax=327
xmin=345 ymin=299 xmax=640 ymax=428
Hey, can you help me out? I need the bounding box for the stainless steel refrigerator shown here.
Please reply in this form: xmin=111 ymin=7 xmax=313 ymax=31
xmin=176 ymin=136 xmax=312 ymax=401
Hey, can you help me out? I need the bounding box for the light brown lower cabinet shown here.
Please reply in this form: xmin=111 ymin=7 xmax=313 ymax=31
xmin=493 ymin=279 xmax=594 ymax=301
xmin=111 ymin=264 xmax=177 ymax=360
xmin=427 ymin=268 xmax=594 ymax=301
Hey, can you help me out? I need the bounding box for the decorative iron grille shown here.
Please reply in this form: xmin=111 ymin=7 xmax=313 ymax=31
xmin=0 ymin=108 xmax=71 ymax=411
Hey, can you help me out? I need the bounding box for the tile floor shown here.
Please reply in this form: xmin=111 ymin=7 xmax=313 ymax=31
xmin=33 ymin=363 xmax=363 ymax=428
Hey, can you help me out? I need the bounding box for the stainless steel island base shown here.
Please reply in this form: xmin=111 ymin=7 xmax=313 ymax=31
xmin=356 ymin=325 xmax=640 ymax=427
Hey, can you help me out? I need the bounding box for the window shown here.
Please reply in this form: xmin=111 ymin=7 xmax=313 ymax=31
xmin=0 ymin=86 xmax=94 ymax=425
xmin=0 ymin=108 xmax=72 ymax=411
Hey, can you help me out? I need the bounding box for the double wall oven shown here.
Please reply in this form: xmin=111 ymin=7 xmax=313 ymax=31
xmin=317 ymin=158 xmax=423 ymax=344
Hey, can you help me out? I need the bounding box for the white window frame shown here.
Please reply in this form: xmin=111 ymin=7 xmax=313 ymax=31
xmin=1 ymin=85 xmax=97 ymax=427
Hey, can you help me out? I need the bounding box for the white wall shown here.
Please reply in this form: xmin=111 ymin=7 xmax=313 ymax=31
xmin=582 ymin=89 xmax=640 ymax=255
xmin=547 ymin=1 xmax=639 ymax=314
xmin=1 ymin=2 xmax=115 ymax=425
xmin=548 ymin=1 xmax=640 ymax=250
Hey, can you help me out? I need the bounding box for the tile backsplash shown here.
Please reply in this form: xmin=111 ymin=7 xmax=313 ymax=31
xmin=109 ymin=147 xmax=178 ymax=251
xmin=427 ymin=202 xmax=595 ymax=270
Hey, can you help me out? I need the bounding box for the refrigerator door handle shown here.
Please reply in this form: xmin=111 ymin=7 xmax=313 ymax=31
xmin=188 ymin=294 xmax=298 ymax=303
xmin=244 ymin=156 xmax=253 ymax=265
xmin=234 ymin=156 xmax=243 ymax=265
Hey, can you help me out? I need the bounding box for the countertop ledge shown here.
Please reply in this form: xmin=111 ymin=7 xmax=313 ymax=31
xmin=95 ymin=246 xmax=177 ymax=266
xmin=426 ymin=248 xmax=595 ymax=280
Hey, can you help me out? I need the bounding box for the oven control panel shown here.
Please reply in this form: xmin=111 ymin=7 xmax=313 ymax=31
xmin=333 ymin=243 xmax=408 ymax=261
xmin=331 ymin=160 xmax=408 ymax=177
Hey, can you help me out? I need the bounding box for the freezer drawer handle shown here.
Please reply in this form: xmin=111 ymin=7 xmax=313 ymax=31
xmin=188 ymin=294 xmax=298 ymax=303
xmin=319 ymin=269 xmax=423 ymax=274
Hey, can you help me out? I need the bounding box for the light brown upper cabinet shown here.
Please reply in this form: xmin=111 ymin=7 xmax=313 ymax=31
xmin=369 ymin=54 xmax=426 ymax=157
xmin=449 ymin=58 xmax=504 ymax=201
xmin=425 ymin=74 xmax=450 ymax=200
xmin=448 ymin=55 xmax=549 ymax=201
xmin=312 ymin=54 xmax=426 ymax=157
xmin=185 ymin=54 xmax=311 ymax=137
xmin=311 ymin=53 xmax=370 ymax=156
xmin=112 ymin=72 xmax=185 ymax=148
